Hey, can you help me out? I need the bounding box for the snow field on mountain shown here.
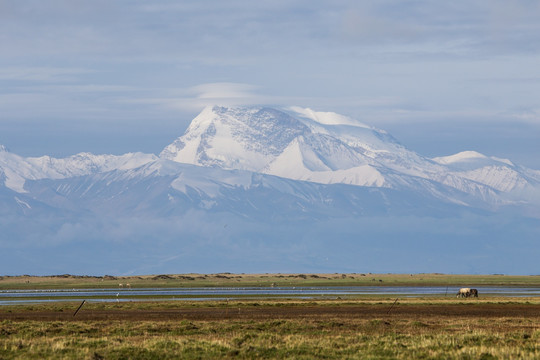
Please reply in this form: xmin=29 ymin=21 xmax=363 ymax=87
xmin=2 ymin=105 xmax=540 ymax=207
xmin=159 ymin=106 xmax=540 ymax=204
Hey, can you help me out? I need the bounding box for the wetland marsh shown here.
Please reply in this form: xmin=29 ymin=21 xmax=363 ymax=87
xmin=1 ymin=274 xmax=538 ymax=359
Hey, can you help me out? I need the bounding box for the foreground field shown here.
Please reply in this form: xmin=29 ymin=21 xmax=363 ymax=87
xmin=1 ymin=298 xmax=539 ymax=359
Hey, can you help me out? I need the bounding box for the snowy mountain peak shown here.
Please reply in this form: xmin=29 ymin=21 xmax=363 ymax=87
xmin=433 ymin=151 xmax=487 ymax=164
xmin=159 ymin=105 xmax=408 ymax=180
xmin=432 ymin=151 xmax=515 ymax=170
xmin=0 ymin=150 xmax=156 ymax=193
xmin=430 ymin=151 xmax=535 ymax=193
xmin=160 ymin=106 xmax=311 ymax=171
xmin=288 ymin=106 xmax=372 ymax=128
xmin=157 ymin=106 xmax=540 ymax=198
xmin=0 ymin=145 xmax=8 ymax=152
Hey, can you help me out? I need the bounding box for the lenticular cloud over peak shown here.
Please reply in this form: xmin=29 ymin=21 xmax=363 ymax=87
xmin=1 ymin=106 xmax=539 ymax=275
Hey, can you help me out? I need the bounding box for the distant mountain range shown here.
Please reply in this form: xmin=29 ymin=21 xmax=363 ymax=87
xmin=1 ymin=106 xmax=539 ymax=275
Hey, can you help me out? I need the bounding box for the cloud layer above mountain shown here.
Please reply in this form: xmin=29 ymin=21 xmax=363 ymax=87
xmin=0 ymin=1 xmax=539 ymax=167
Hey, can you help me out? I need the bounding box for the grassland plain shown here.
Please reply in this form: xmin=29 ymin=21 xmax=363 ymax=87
xmin=1 ymin=274 xmax=539 ymax=359
xmin=1 ymin=298 xmax=539 ymax=359
xmin=1 ymin=273 xmax=540 ymax=290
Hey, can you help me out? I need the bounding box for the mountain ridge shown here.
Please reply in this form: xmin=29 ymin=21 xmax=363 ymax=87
xmin=1 ymin=105 xmax=539 ymax=275
xmin=1 ymin=105 xmax=539 ymax=209
xmin=157 ymin=106 xmax=539 ymax=208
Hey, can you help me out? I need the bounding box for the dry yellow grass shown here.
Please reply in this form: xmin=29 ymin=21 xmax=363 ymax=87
xmin=1 ymin=298 xmax=539 ymax=359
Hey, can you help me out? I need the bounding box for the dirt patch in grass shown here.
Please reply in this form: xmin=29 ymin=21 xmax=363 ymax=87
xmin=2 ymin=303 xmax=539 ymax=323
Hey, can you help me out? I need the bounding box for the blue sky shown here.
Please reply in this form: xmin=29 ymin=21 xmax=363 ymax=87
xmin=1 ymin=0 xmax=540 ymax=168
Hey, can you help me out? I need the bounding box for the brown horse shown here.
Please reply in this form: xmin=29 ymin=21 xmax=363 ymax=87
xmin=469 ymin=288 xmax=478 ymax=297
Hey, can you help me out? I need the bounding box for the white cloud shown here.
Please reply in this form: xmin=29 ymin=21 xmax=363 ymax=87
xmin=190 ymin=82 xmax=258 ymax=99
xmin=117 ymin=82 xmax=268 ymax=112
xmin=506 ymin=109 xmax=540 ymax=124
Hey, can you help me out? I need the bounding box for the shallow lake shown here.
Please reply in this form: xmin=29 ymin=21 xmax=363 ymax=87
xmin=1 ymin=286 xmax=539 ymax=305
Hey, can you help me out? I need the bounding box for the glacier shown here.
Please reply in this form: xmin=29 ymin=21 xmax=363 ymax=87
xmin=1 ymin=106 xmax=539 ymax=275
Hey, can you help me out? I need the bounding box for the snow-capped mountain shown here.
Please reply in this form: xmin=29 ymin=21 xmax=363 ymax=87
xmin=0 ymin=146 xmax=156 ymax=193
xmin=159 ymin=106 xmax=539 ymax=208
xmin=160 ymin=106 xmax=398 ymax=186
xmin=1 ymin=105 xmax=539 ymax=275
xmin=2 ymin=105 xmax=539 ymax=214
xmin=433 ymin=151 xmax=540 ymax=193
